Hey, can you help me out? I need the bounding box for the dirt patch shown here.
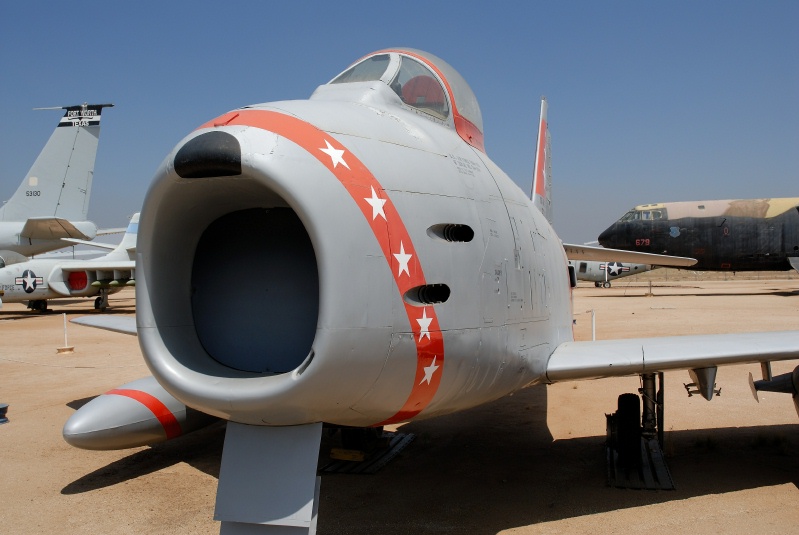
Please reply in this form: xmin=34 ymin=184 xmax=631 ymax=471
xmin=1 ymin=283 xmax=798 ymax=534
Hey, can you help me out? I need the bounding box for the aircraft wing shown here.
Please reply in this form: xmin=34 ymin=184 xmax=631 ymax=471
xmin=546 ymin=331 xmax=799 ymax=382
xmin=59 ymin=238 xmax=119 ymax=250
xmin=562 ymin=243 xmax=696 ymax=267
xmin=20 ymin=217 xmax=94 ymax=240
xmin=58 ymin=260 xmax=135 ymax=272
xmin=71 ymin=315 xmax=137 ymax=336
xmin=96 ymin=227 xmax=127 ymax=236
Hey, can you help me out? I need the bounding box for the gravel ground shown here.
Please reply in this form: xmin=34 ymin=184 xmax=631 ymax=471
xmin=1 ymin=281 xmax=798 ymax=534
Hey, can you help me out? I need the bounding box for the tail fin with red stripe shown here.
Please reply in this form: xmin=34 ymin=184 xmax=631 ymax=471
xmin=531 ymin=97 xmax=552 ymax=223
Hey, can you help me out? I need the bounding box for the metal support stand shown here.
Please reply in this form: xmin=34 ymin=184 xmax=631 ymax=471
xmin=607 ymin=373 xmax=674 ymax=490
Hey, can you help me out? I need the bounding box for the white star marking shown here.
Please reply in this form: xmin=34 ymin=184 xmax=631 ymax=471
xmin=364 ymin=186 xmax=387 ymax=221
xmin=319 ymin=140 xmax=349 ymax=169
xmin=419 ymin=356 xmax=440 ymax=385
xmin=23 ymin=272 xmax=37 ymax=291
xmin=393 ymin=241 xmax=412 ymax=277
xmin=23 ymin=273 xmax=36 ymax=289
xmin=607 ymin=262 xmax=623 ymax=276
xmin=416 ymin=307 xmax=433 ymax=341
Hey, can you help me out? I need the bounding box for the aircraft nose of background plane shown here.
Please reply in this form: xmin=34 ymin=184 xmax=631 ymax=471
xmin=597 ymin=224 xmax=615 ymax=247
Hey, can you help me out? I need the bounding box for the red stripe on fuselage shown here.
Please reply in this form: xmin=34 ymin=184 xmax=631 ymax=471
xmin=107 ymin=388 xmax=182 ymax=440
xmin=196 ymin=110 xmax=445 ymax=424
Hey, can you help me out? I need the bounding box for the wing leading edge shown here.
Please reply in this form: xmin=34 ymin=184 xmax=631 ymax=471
xmin=546 ymin=331 xmax=799 ymax=382
xmin=71 ymin=315 xmax=137 ymax=336
xmin=562 ymin=243 xmax=696 ymax=267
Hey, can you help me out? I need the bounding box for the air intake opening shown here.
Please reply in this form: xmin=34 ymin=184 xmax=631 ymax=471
xmin=404 ymin=284 xmax=451 ymax=306
xmin=191 ymin=208 xmax=319 ymax=374
xmin=427 ymin=224 xmax=474 ymax=242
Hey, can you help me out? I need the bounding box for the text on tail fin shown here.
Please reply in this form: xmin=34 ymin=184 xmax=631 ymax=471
xmin=0 ymin=104 xmax=113 ymax=222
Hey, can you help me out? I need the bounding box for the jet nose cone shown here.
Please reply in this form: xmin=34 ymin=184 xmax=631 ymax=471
xmin=597 ymin=225 xmax=616 ymax=247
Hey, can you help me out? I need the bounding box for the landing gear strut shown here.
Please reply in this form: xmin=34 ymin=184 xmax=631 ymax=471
xmin=321 ymin=425 xmax=416 ymax=474
xmin=28 ymin=300 xmax=48 ymax=313
xmin=94 ymin=289 xmax=109 ymax=311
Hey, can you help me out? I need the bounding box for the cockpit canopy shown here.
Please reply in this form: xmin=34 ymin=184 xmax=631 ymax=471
xmin=329 ymin=48 xmax=485 ymax=152
xmin=619 ymin=208 xmax=666 ymax=222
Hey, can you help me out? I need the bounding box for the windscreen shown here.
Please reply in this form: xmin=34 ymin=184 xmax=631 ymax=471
xmin=330 ymin=54 xmax=391 ymax=84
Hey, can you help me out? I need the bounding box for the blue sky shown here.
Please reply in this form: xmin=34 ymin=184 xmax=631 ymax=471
xmin=1 ymin=2 xmax=797 ymax=243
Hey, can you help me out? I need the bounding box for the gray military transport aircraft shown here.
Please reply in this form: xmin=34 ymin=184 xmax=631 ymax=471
xmin=569 ymin=259 xmax=651 ymax=287
xmin=0 ymin=104 xmax=112 ymax=261
xmin=598 ymin=198 xmax=799 ymax=272
xmin=0 ymin=213 xmax=136 ymax=312
xmin=64 ymin=50 xmax=799 ymax=534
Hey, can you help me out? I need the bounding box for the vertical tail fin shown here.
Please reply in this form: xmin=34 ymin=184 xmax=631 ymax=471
xmin=0 ymin=103 xmax=113 ymax=222
xmin=103 ymin=213 xmax=139 ymax=261
xmin=531 ymin=97 xmax=552 ymax=223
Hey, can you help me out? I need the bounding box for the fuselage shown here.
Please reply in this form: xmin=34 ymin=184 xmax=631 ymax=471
xmin=598 ymin=198 xmax=799 ymax=271
xmin=135 ymin=50 xmax=575 ymax=429
xmin=0 ymin=257 xmax=122 ymax=304
xmin=569 ymin=260 xmax=650 ymax=284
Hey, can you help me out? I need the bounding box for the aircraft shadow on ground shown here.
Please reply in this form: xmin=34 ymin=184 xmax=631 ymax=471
xmin=322 ymin=387 xmax=799 ymax=534
xmin=0 ymin=300 xmax=135 ymax=319
xmin=61 ymin=421 xmax=226 ymax=495
xmin=66 ymin=396 xmax=97 ymax=411
xmin=596 ymin=289 xmax=799 ymax=298
xmin=60 ymin=387 xmax=799 ymax=533
xmin=0 ymin=312 xmax=38 ymax=320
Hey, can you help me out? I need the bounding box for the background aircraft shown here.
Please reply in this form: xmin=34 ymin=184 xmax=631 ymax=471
xmin=0 ymin=104 xmax=112 ymax=260
xmin=569 ymin=259 xmax=651 ymax=287
xmin=64 ymin=50 xmax=798 ymax=534
xmin=598 ymin=198 xmax=799 ymax=272
xmin=0 ymin=213 xmax=136 ymax=312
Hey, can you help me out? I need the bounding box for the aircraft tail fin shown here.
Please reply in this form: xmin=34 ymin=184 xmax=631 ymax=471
xmin=531 ymin=97 xmax=552 ymax=223
xmin=102 ymin=213 xmax=139 ymax=261
xmin=0 ymin=103 xmax=114 ymax=223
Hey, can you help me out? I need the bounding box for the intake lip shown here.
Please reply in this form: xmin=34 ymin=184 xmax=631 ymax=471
xmin=174 ymin=130 xmax=242 ymax=178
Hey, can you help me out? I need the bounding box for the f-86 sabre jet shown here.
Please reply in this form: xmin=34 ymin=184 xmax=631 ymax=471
xmin=0 ymin=104 xmax=112 ymax=260
xmin=64 ymin=49 xmax=798 ymax=534
xmin=0 ymin=213 xmax=136 ymax=312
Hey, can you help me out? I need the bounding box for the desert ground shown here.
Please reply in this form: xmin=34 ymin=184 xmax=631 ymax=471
xmin=1 ymin=273 xmax=798 ymax=534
